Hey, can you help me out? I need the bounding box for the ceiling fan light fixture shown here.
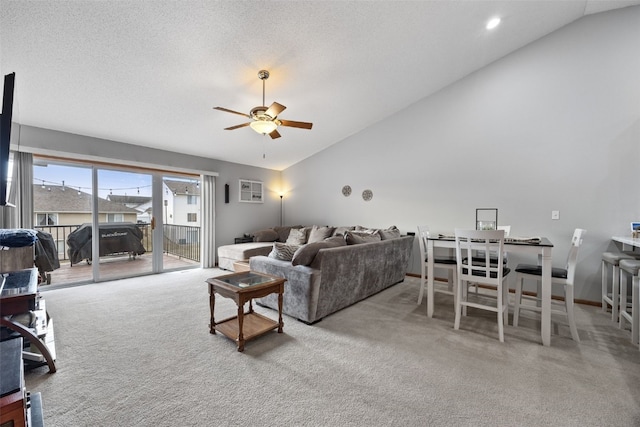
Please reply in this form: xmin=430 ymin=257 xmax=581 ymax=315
xmin=214 ymin=69 xmax=312 ymax=139
xmin=250 ymin=120 xmax=278 ymax=135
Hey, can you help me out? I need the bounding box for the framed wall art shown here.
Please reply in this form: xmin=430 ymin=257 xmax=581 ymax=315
xmin=239 ymin=179 xmax=263 ymax=203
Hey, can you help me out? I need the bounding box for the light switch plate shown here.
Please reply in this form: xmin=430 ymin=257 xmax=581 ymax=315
xmin=551 ymin=210 xmax=560 ymax=220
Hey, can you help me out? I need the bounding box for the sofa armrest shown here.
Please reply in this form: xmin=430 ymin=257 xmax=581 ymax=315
xmin=250 ymin=256 xmax=322 ymax=323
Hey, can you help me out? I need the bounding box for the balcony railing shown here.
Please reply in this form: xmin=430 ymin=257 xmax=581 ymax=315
xmin=34 ymin=223 xmax=201 ymax=263
xmin=163 ymin=224 xmax=200 ymax=262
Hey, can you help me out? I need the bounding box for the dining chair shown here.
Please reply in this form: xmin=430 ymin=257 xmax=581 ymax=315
xmin=512 ymin=228 xmax=586 ymax=342
xmin=416 ymin=225 xmax=457 ymax=305
xmin=469 ymin=225 xmax=511 ymax=294
xmin=618 ymin=258 xmax=640 ymax=349
xmin=497 ymin=225 xmax=511 ymax=235
xmin=453 ymin=228 xmax=510 ymax=342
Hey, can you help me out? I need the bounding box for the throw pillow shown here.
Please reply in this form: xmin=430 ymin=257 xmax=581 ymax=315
xmin=344 ymin=230 xmax=382 ymax=245
xmin=292 ymin=236 xmax=346 ymax=266
xmin=273 ymin=225 xmax=303 ymax=243
xmin=307 ymin=225 xmax=336 ymax=243
xmin=332 ymin=226 xmax=355 ymax=237
xmin=268 ymin=242 xmax=300 ymax=261
xmin=355 ymin=225 xmax=380 ymax=235
xmin=286 ymin=228 xmax=307 ymax=245
xmin=252 ymin=228 xmax=279 ymax=242
xmin=378 ymin=226 xmax=401 ymax=240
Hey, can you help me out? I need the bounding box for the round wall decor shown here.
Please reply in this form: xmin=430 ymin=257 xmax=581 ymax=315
xmin=342 ymin=185 xmax=352 ymax=197
xmin=362 ymin=189 xmax=373 ymax=201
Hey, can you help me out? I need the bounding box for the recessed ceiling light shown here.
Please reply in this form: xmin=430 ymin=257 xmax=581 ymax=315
xmin=486 ymin=17 xmax=501 ymax=30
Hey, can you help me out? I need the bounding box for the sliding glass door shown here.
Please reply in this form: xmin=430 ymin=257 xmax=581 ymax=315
xmin=161 ymin=175 xmax=201 ymax=272
xmin=33 ymin=161 xmax=94 ymax=284
xmin=33 ymin=157 xmax=200 ymax=286
xmin=96 ymin=168 xmax=153 ymax=281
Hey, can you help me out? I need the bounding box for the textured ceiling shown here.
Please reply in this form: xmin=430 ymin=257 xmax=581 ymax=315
xmin=1 ymin=0 xmax=639 ymax=170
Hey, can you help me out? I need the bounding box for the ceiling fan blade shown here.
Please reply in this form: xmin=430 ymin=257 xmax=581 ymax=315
xmin=214 ymin=106 xmax=251 ymax=118
xmin=265 ymin=102 xmax=286 ymax=118
xmin=269 ymin=129 xmax=281 ymax=139
xmin=224 ymin=122 xmax=251 ymax=130
xmin=279 ymin=119 xmax=313 ymax=130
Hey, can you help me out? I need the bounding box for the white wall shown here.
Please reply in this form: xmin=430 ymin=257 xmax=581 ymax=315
xmin=282 ymin=7 xmax=640 ymax=302
xmin=212 ymin=162 xmax=283 ymax=245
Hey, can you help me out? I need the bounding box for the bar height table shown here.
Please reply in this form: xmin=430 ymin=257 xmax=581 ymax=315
xmin=427 ymin=235 xmax=554 ymax=346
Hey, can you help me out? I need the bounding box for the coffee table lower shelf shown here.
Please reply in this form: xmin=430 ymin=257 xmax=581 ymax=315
xmin=213 ymin=312 xmax=280 ymax=349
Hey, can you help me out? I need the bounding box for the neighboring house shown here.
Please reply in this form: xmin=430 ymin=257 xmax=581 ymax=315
xmin=107 ymin=194 xmax=152 ymax=223
xmin=163 ymin=179 xmax=200 ymax=227
xmin=34 ymin=181 xmax=199 ymax=227
xmin=33 ymin=184 xmax=139 ymax=226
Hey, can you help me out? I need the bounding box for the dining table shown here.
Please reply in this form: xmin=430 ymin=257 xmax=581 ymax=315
xmin=612 ymin=236 xmax=640 ymax=251
xmin=427 ymin=234 xmax=555 ymax=346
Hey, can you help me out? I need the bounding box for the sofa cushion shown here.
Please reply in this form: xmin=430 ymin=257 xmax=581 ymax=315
xmin=307 ymin=225 xmax=336 ymax=243
xmin=286 ymin=228 xmax=308 ymax=245
xmin=268 ymin=242 xmax=301 ymax=261
xmin=273 ymin=225 xmax=303 ymax=243
xmin=218 ymin=242 xmax=274 ymax=260
xmin=292 ymin=236 xmax=346 ymax=266
xmin=217 ymin=242 xmax=275 ymax=270
xmin=332 ymin=226 xmax=355 ymax=237
xmin=252 ymin=228 xmax=279 ymax=242
xmin=344 ymin=230 xmax=382 ymax=245
xmin=354 ymin=226 xmax=382 ymax=237
xmin=379 ymin=226 xmax=401 ymax=240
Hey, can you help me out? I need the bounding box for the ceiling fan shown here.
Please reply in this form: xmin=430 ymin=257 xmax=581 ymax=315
xmin=214 ymin=70 xmax=313 ymax=139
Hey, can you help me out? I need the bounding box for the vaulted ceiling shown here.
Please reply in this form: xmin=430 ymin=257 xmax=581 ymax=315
xmin=1 ymin=0 xmax=638 ymax=170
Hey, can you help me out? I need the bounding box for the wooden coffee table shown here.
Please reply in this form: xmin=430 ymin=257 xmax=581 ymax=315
xmin=207 ymin=271 xmax=285 ymax=352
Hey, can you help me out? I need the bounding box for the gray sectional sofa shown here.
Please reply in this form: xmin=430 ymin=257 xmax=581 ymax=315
xmin=249 ymin=230 xmax=413 ymax=324
xmin=217 ymin=225 xmax=306 ymax=271
xmin=217 ymin=242 xmax=274 ymax=271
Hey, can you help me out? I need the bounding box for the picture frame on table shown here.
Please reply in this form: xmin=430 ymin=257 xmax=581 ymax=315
xmin=476 ymin=208 xmax=498 ymax=230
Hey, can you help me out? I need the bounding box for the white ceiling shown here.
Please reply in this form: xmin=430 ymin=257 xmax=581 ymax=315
xmin=1 ymin=0 xmax=639 ymax=171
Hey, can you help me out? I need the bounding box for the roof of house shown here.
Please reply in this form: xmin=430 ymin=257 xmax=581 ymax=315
xmin=108 ymin=195 xmax=152 ymax=205
xmin=33 ymin=185 xmax=140 ymax=214
xmin=164 ymin=179 xmax=200 ymax=196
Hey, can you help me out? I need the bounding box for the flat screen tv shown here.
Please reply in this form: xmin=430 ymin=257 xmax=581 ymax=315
xmin=0 ymin=72 xmax=15 ymax=207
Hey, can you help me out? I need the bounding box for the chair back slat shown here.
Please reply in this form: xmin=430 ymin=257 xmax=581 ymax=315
xmin=417 ymin=225 xmax=429 ymax=262
xmin=565 ymin=228 xmax=587 ymax=283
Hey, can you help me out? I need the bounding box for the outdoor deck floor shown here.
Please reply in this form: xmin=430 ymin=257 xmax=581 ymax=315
xmin=42 ymin=253 xmax=199 ymax=287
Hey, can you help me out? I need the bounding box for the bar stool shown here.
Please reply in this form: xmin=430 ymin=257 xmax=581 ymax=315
xmin=601 ymin=252 xmax=634 ymax=322
xmin=619 ymin=259 xmax=640 ymax=349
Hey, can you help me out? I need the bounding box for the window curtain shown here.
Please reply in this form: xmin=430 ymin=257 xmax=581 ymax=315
xmin=15 ymin=151 xmax=33 ymax=228
xmin=0 ymin=151 xmax=32 ymax=229
xmin=200 ymin=174 xmax=216 ymax=268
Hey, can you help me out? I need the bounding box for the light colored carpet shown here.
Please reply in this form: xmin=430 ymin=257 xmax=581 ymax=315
xmin=26 ymin=269 xmax=640 ymax=426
